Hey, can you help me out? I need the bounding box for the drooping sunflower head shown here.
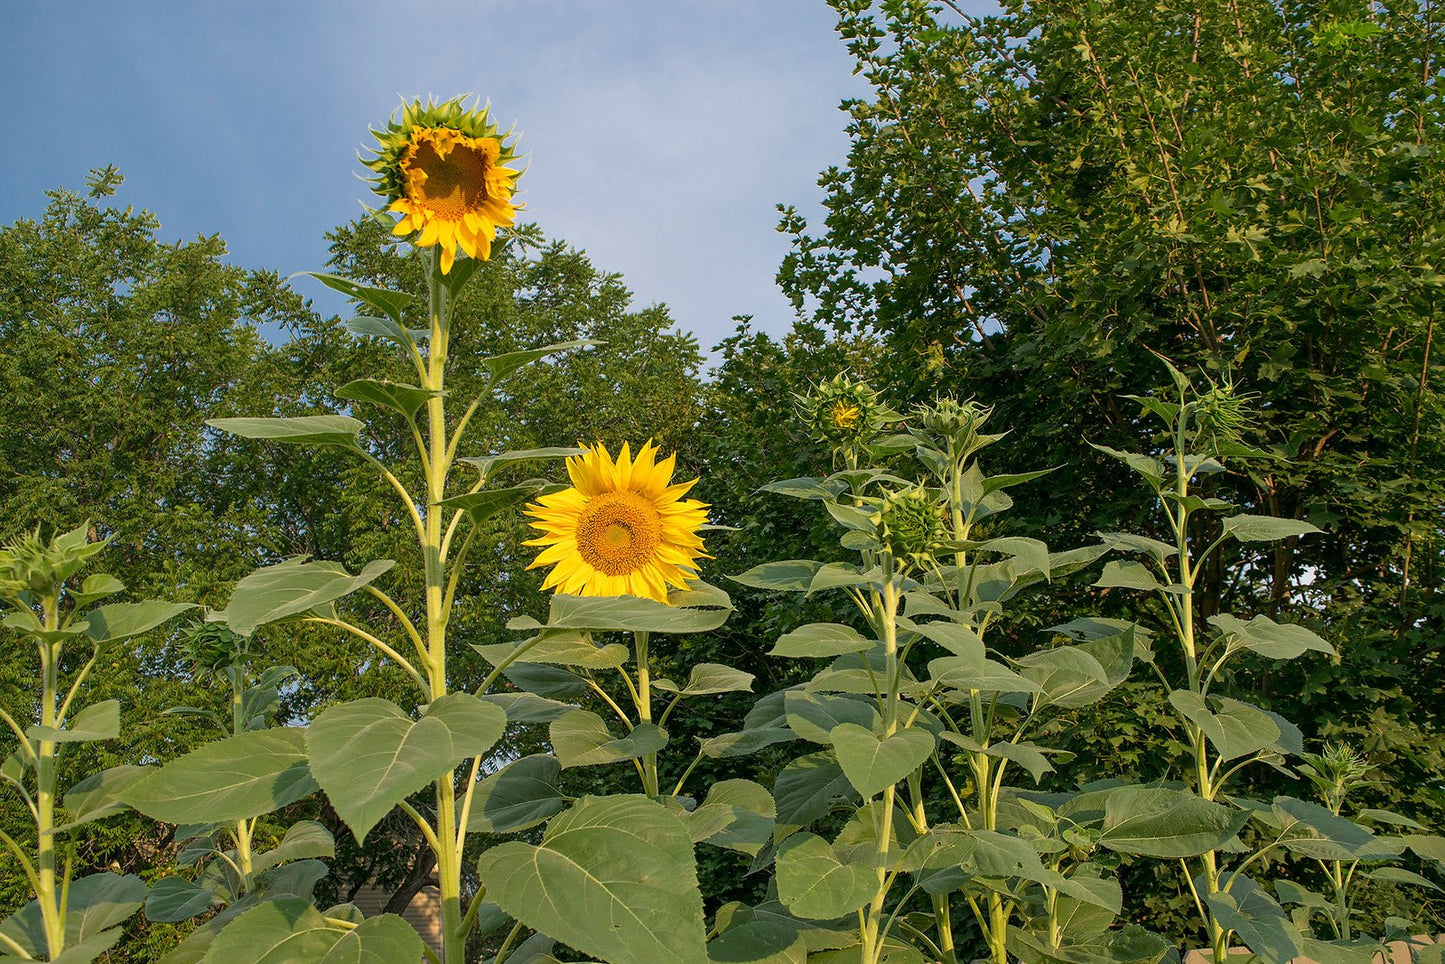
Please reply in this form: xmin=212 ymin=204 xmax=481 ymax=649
xmin=524 ymin=442 xmax=710 ymax=604
xmin=365 ymin=97 xmax=522 ymax=274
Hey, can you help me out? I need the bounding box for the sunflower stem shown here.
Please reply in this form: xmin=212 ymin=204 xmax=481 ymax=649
xmin=634 ymin=631 xmax=660 ymax=797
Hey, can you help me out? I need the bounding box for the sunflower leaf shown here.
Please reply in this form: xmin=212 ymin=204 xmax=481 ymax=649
xmin=483 ymin=339 xmax=595 ymax=385
xmin=206 ymin=416 xmax=365 ymax=451
xmin=475 ymin=795 xmax=708 ymax=964
xmin=550 ymin=710 xmax=668 ymax=769
xmin=440 ymin=484 xmax=550 ymax=526
xmin=458 ymin=447 xmax=587 ymax=483
xmin=334 ymin=379 xmax=435 ymax=420
xmin=344 ymin=315 xmax=429 ymax=346
xmin=218 ymin=557 xmax=395 ymax=637
xmin=302 ymin=272 xmax=413 ymax=324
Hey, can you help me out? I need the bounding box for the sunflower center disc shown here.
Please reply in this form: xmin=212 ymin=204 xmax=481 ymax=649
xmin=408 ymin=140 xmax=490 ymax=221
xmin=575 ymin=491 xmax=662 ymax=576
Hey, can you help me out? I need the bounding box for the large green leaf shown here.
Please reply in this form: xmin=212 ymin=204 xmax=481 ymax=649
xmin=83 ymin=601 xmax=195 ymax=644
xmin=687 ymin=779 xmax=775 ymax=856
xmin=758 ymin=477 xmax=844 ymax=501
xmin=123 ymin=728 xmax=317 ymax=823
xmin=307 ymin=695 xmax=505 ymax=842
xmin=1209 ymin=614 xmax=1333 ymax=660
xmin=198 ymin=897 xmax=341 ymax=963
xmin=503 ymin=663 xmax=588 ymax=699
xmin=969 ymin=536 xmax=1052 ymax=580
xmin=477 ymin=794 xmax=708 ymax=964
xmin=775 ymin=833 xmax=876 ymax=921
xmin=220 ymin=557 xmax=395 ymax=637
xmin=318 ymin=914 xmax=428 ymax=963
xmin=927 ymin=654 xmax=1039 ymax=695
xmin=440 ymin=484 xmax=548 ymax=526
xmin=483 ymin=339 xmax=593 ymax=384
xmin=1094 ymin=560 xmax=1165 ymax=592
xmin=206 ymin=415 xmax=365 ymax=450
xmin=773 ymin=751 xmax=857 ymax=827
xmin=729 ymin=560 xmax=824 ymax=592
xmin=467 ymin=754 xmax=567 ymax=833
xmin=908 ymin=620 xmax=985 ymax=659
xmin=146 ymin=877 xmax=217 ymax=924
xmin=509 ymin=590 xmax=732 ymax=634
xmin=771 ymin=623 xmax=874 ymax=658
xmin=303 ymin=272 xmax=413 ymax=323
xmin=1099 ymin=787 xmax=1249 ymax=858
xmin=707 ymin=919 xmax=807 ymax=964
xmin=550 ymin=710 xmax=668 ymax=769
xmin=1168 ymin=692 xmax=1281 ymax=762
xmin=458 ymin=447 xmax=587 ymax=482
xmin=252 ymin=821 xmax=334 ymax=874
xmin=1015 ymin=646 xmax=1114 ymax=708
xmin=942 ymin=736 xmax=1058 ymax=784
xmin=957 ymin=829 xmax=1055 ymax=884
xmin=334 ymin=379 xmax=435 ymax=420
xmin=1096 ymin=531 xmax=1178 ymax=563
xmin=29 ymin=700 xmax=119 ymax=743
xmin=1087 ymin=443 xmax=1164 ymax=488
xmin=61 ymin=764 xmax=150 ymax=829
xmin=1273 ymin=797 xmax=1398 ymax=861
xmin=1220 ymin=515 xmax=1322 ymax=543
xmin=0 ymin=931 xmax=121 ymax=964
xmin=343 ymin=315 xmax=428 ymax=346
xmin=1204 ymin=878 xmax=1303 ymax=964
xmin=655 ymin=662 xmax=755 ymax=695
xmin=785 ymin=691 xmax=880 ymax=744
xmin=473 ymin=633 xmax=629 ymax=670
xmin=830 ymin=724 xmax=936 ymax=798
xmin=484 ymin=692 xmax=576 ymax=724
xmin=0 ymin=872 xmax=147 ymax=959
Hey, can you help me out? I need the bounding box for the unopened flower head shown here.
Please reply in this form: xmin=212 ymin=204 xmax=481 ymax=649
xmin=798 ymin=374 xmax=889 ymax=448
xmin=365 ymin=97 xmax=522 ymax=274
xmin=1299 ymin=741 xmax=1372 ymax=811
xmin=180 ymin=622 xmax=251 ymax=676
xmin=0 ymin=523 xmax=105 ymax=602
xmin=1192 ymin=377 xmax=1258 ymax=452
xmin=873 ymin=486 xmax=948 ymax=570
xmin=913 ymin=396 xmax=992 ymax=456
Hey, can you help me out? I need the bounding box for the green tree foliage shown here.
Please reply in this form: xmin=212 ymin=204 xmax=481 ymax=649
xmin=773 ymin=0 xmax=1445 ymax=940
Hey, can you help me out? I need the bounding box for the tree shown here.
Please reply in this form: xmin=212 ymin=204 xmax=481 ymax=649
xmin=777 ymin=0 xmax=1445 ymax=941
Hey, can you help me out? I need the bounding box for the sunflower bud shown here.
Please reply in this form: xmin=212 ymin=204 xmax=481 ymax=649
xmin=0 ymin=523 xmax=107 ymax=603
xmin=179 ymin=622 xmax=250 ymax=676
xmin=1192 ymin=378 xmax=1257 ymax=453
xmin=913 ymin=397 xmax=992 ymax=456
xmin=1298 ymin=742 xmax=1372 ymax=813
xmin=872 ymin=487 xmax=948 ymax=570
xmin=797 ymin=374 xmax=890 ymax=451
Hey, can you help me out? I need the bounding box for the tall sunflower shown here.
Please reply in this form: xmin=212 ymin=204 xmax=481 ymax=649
xmin=525 ymin=442 xmax=710 ymax=603
xmin=365 ymin=97 xmax=521 ymax=273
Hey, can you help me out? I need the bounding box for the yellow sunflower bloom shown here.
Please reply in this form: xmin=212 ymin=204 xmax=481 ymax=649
xmin=524 ymin=442 xmax=710 ymax=603
xmin=365 ymin=97 xmax=522 ymax=274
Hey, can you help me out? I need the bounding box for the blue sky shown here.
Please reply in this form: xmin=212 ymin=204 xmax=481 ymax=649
xmin=3 ymin=2 xmax=892 ymax=360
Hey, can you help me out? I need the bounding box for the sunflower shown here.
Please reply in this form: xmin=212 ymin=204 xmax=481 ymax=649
xmin=365 ymin=97 xmax=522 ymax=273
xmin=524 ymin=442 xmax=710 ymax=603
